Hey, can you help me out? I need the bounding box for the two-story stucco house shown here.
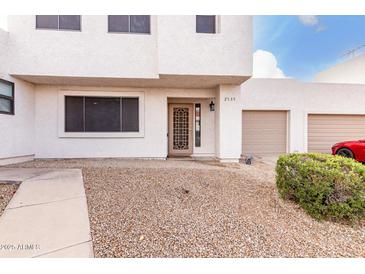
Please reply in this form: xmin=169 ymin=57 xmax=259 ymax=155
xmin=0 ymin=15 xmax=252 ymax=164
xmin=2 ymin=15 xmax=365 ymax=166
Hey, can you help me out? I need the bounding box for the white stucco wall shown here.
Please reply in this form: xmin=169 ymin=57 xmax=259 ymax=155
xmin=0 ymin=29 xmax=35 ymax=161
xmin=34 ymin=85 xmax=215 ymax=158
xmin=315 ymin=54 xmax=365 ymax=84
xmin=7 ymin=15 xmax=252 ymax=80
xmin=1 ymin=15 xmax=252 ymax=162
xmin=158 ymin=16 xmax=252 ymax=76
xmin=215 ymin=84 xmax=242 ymax=162
xmin=242 ymin=78 xmax=365 ymax=153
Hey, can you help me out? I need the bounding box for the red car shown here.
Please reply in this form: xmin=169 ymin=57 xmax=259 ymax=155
xmin=331 ymin=140 xmax=365 ymax=162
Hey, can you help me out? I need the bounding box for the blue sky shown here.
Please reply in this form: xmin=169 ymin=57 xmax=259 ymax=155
xmin=254 ymin=16 xmax=365 ymax=81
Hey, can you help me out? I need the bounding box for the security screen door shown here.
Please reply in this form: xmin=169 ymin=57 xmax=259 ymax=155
xmin=168 ymin=104 xmax=193 ymax=156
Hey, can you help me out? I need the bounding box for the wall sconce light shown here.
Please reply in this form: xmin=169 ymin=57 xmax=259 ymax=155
xmin=209 ymin=101 xmax=215 ymax=111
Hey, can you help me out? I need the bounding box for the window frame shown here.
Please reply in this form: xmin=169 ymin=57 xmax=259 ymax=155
xmin=35 ymin=15 xmax=82 ymax=31
xmin=196 ymin=15 xmax=218 ymax=34
xmin=64 ymin=96 xmax=139 ymax=133
xmin=107 ymin=15 xmax=151 ymax=34
xmin=0 ymin=78 xmax=15 ymax=115
xmin=58 ymin=90 xmax=144 ymax=138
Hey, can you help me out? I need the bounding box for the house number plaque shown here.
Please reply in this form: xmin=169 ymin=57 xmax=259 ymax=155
xmin=224 ymin=97 xmax=236 ymax=102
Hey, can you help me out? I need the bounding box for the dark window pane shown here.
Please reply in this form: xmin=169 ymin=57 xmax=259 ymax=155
xmin=122 ymin=98 xmax=139 ymax=132
xmin=0 ymin=80 xmax=13 ymax=97
xmin=130 ymin=15 xmax=150 ymax=33
xmin=85 ymin=97 xmax=121 ymax=132
xmin=59 ymin=15 xmax=81 ymax=30
xmin=108 ymin=15 xmax=129 ymax=32
xmin=0 ymin=98 xmax=12 ymax=113
xmin=195 ymin=104 xmax=201 ymax=147
xmin=196 ymin=15 xmax=216 ymax=33
xmin=65 ymin=96 xmax=84 ymax=132
xmin=36 ymin=15 xmax=58 ymax=29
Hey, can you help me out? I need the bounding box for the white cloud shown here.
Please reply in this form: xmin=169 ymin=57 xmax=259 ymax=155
xmin=298 ymin=15 xmax=325 ymax=32
xmin=253 ymin=50 xmax=286 ymax=78
xmin=0 ymin=15 xmax=7 ymax=31
xmin=298 ymin=15 xmax=319 ymax=26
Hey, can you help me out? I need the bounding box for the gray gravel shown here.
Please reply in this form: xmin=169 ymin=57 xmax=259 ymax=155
xmin=0 ymin=183 xmax=18 ymax=217
xmin=7 ymin=159 xmax=365 ymax=257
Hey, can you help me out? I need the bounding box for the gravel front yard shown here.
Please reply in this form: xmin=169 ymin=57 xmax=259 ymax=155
xmin=7 ymin=159 xmax=365 ymax=257
xmin=0 ymin=183 xmax=18 ymax=217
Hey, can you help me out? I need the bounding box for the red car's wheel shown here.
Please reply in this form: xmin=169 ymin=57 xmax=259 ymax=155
xmin=336 ymin=148 xmax=354 ymax=159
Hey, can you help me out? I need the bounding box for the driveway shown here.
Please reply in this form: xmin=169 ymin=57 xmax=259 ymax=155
xmin=8 ymin=159 xmax=365 ymax=257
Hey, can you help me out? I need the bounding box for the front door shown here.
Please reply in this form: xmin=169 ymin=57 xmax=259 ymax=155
xmin=168 ymin=104 xmax=194 ymax=156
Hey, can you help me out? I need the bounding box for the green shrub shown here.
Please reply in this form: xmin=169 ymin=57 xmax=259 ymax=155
xmin=276 ymin=153 xmax=365 ymax=221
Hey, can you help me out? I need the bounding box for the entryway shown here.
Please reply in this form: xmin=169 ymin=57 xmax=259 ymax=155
xmin=168 ymin=104 xmax=194 ymax=156
xmin=167 ymin=97 xmax=216 ymax=159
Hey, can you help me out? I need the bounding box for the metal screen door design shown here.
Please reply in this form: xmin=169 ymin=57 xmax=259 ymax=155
xmin=173 ymin=107 xmax=189 ymax=150
xmin=168 ymin=104 xmax=193 ymax=156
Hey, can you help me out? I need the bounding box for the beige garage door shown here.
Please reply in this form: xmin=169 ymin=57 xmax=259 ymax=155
xmin=242 ymin=110 xmax=288 ymax=156
xmin=308 ymin=114 xmax=365 ymax=153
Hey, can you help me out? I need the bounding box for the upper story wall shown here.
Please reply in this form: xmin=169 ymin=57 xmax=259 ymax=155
xmin=0 ymin=29 xmax=9 ymax=75
xmin=158 ymin=16 xmax=252 ymax=76
xmin=7 ymin=15 xmax=252 ymax=80
xmin=315 ymin=54 xmax=365 ymax=84
xmin=8 ymin=15 xmax=159 ymax=79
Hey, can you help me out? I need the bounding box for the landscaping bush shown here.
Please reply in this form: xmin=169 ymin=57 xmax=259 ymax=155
xmin=276 ymin=153 xmax=365 ymax=221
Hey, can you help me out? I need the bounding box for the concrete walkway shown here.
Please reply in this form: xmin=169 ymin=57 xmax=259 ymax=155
xmin=0 ymin=168 xmax=93 ymax=258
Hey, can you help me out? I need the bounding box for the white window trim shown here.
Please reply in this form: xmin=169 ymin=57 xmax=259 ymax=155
xmin=58 ymin=90 xmax=145 ymax=138
xmin=215 ymin=15 xmax=221 ymax=33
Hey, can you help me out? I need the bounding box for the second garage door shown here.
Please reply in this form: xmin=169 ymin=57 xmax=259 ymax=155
xmin=308 ymin=114 xmax=365 ymax=153
xmin=242 ymin=110 xmax=288 ymax=156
